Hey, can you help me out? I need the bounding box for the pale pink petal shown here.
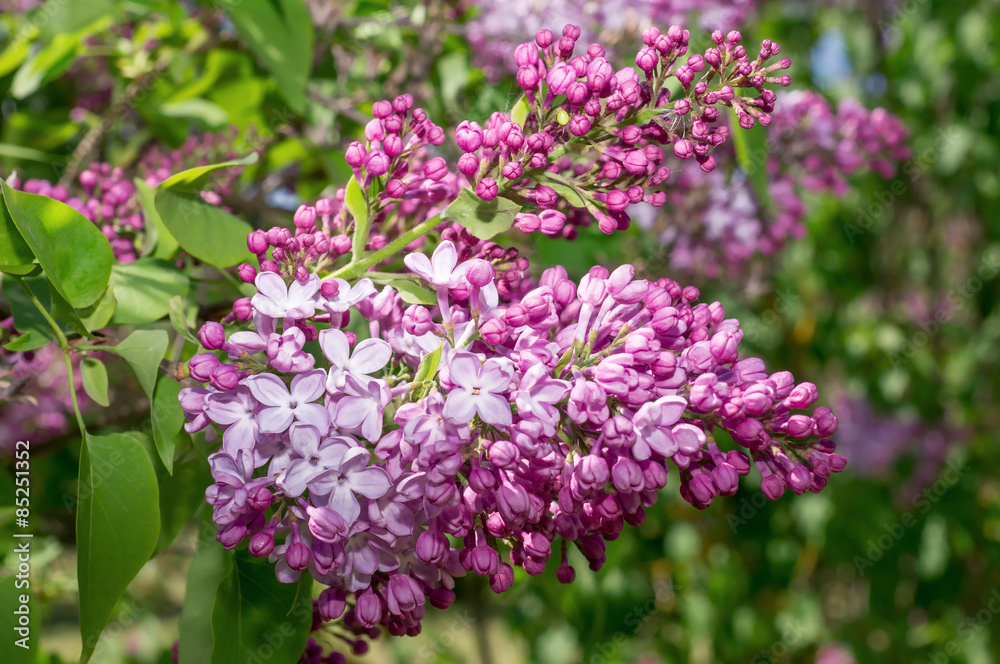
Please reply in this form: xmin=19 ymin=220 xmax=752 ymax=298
xmin=349 ymin=467 xmax=390 ymax=499
xmin=335 ymin=397 xmax=372 ymax=428
xmin=656 ymin=395 xmax=687 ymax=426
xmin=403 ymin=253 xmax=434 ymax=282
xmin=289 ymin=423 xmax=322 ymax=457
xmin=257 ymin=406 xmax=294 ymax=433
xmin=318 ymin=328 xmax=351 ymax=367
xmin=443 ymin=390 xmax=477 ymax=424
xmin=293 ymin=403 xmax=331 ymax=431
xmin=349 ymin=338 xmax=392 ymax=375
xmin=475 ymin=393 xmax=512 ymax=426
xmin=290 ymin=369 xmax=327 ymax=402
xmin=431 ymin=241 xmax=458 ymax=280
xmin=448 ymin=352 xmax=481 ymax=390
xmin=328 ymin=485 xmax=362 ymax=524
xmin=246 ymin=374 xmax=289 ymax=407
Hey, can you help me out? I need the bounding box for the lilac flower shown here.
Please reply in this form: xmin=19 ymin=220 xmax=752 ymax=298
xmin=266 ymin=326 xmax=315 ymax=373
xmin=404 ymin=240 xmax=464 ymax=287
xmin=443 ymin=352 xmax=514 ymax=426
xmin=310 ymin=448 xmax=391 ymax=525
xmin=251 ymin=272 xmax=320 ymax=319
xmin=332 ymin=374 xmax=393 ymax=442
xmin=278 ymin=424 xmax=353 ymax=497
xmin=514 ymin=364 xmax=570 ymax=434
xmin=204 ymin=386 xmax=260 ymax=456
xmin=319 ymin=278 xmax=376 ymax=314
xmin=631 ymin=395 xmax=687 ymax=460
xmin=319 ymin=328 xmax=392 ymax=391
xmin=246 ymin=370 xmax=330 ymax=433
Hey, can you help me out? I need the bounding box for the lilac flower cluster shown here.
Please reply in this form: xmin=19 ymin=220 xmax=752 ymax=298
xmin=0 ymin=335 xmax=89 ymax=456
xmin=465 ymin=0 xmax=756 ymax=79
xmin=457 ymin=24 xmax=792 ymax=237
xmin=6 ymin=129 xmax=240 ymax=263
xmin=638 ymin=90 xmax=910 ymax=276
xmin=180 ymin=230 xmax=844 ymax=646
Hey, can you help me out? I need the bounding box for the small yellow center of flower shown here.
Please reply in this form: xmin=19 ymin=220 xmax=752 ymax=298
xmin=472 ymin=388 xmax=481 ymax=395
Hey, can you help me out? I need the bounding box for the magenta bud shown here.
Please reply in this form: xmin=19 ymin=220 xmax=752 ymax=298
xmin=198 ymin=321 xmax=226 ymax=350
xmin=249 ymin=531 xmax=275 ymax=557
xmin=237 ymin=262 xmax=257 ymax=283
xmin=247 ymin=229 xmax=268 ymax=255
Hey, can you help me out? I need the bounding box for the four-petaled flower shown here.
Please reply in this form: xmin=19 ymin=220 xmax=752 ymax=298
xmin=311 ymin=447 xmax=391 ymax=525
xmin=443 ymin=351 xmax=514 ymax=426
xmin=514 ymin=364 xmax=570 ymax=435
xmin=403 ymin=240 xmax=464 ymax=287
xmin=319 ymin=328 xmax=392 ymax=392
xmin=204 ymin=386 xmax=260 ymax=457
xmin=252 ymin=272 xmax=320 ymax=319
xmin=332 ymin=375 xmax=393 ymax=442
xmin=247 ymin=370 xmax=330 ymax=433
xmin=279 ymin=423 xmax=356 ymax=497
xmin=319 ymin=278 xmax=376 ymax=314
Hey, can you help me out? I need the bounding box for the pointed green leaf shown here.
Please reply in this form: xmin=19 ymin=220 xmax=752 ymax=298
xmin=112 ymin=329 xmax=168 ymax=400
xmin=154 ymin=189 xmax=254 ymax=269
xmin=730 ymin=117 xmax=774 ymax=212
xmin=77 ymin=432 xmax=160 ymax=663
xmin=169 ymin=295 xmax=199 ymax=344
xmin=155 ymin=153 xmax=258 ymax=193
xmin=387 ymin=280 xmax=437 ymax=306
xmin=1 ymin=178 xmax=113 ymax=308
xmin=80 ymin=358 xmax=109 ymax=407
xmin=134 ymin=178 xmax=179 ymax=259
xmin=414 ymin=344 xmax=443 ymax=383
xmin=441 ymin=188 xmax=522 ymax=241
xmin=153 ymin=439 xmax=212 ymax=557
xmin=0 ymin=181 xmax=34 ymax=270
xmin=151 ymin=374 xmax=184 ymax=474
xmin=510 ymin=95 xmax=530 ymax=129
xmin=346 ymin=175 xmax=370 ymax=259
xmin=210 ymin=550 xmax=314 ymax=664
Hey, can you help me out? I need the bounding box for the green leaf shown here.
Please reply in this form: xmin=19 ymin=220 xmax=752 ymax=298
xmin=80 ymin=357 xmax=109 ymax=407
xmin=158 ymin=98 xmax=229 ymax=128
xmin=346 ymin=175 xmax=370 ymax=259
xmin=77 ymin=432 xmax=160 ymax=663
xmin=153 ymin=438 xmax=212 ymax=556
xmin=0 ymin=142 xmax=60 ymax=163
xmin=510 ymin=95 xmax=530 ymax=129
xmin=36 ymin=0 xmax=115 ymax=42
xmin=78 ymin=283 xmax=117 ymax=332
xmin=154 ymin=189 xmax=254 ymax=269
xmin=387 ymin=280 xmax=437 ymax=306
xmin=3 ymin=331 xmax=46 ymax=352
xmin=155 ymin=153 xmax=259 ymax=193
xmin=210 ymin=550 xmax=314 ymax=664
xmin=414 ymin=343 xmax=443 ymax=383
xmin=47 ymin=281 xmax=93 ymax=338
xmin=224 ymin=0 xmax=315 ymax=112
xmin=0 ymin=179 xmax=36 ymax=271
xmin=539 ymin=177 xmax=588 ymax=208
xmin=441 ymin=188 xmax=522 ymax=241
xmin=134 ymin=178 xmax=179 ymax=259
xmin=151 ymin=374 xmax=184 ymax=474
xmin=179 ymin=530 xmax=231 ymax=663
xmin=109 ymin=258 xmax=191 ymax=325
xmin=1 ymin=178 xmax=113 ymax=308
xmin=0 ymin=38 xmax=31 ymax=79
xmin=112 ymin=329 xmax=168 ymax=400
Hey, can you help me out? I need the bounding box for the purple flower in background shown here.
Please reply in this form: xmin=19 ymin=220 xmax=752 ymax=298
xmin=252 ymin=272 xmax=320 ymax=319
xmin=443 ymin=352 xmax=514 ymax=426
xmin=319 ymin=328 xmax=392 ymax=392
xmin=246 ymin=370 xmax=330 ymax=433
xmin=311 ymin=447 xmax=391 ymax=525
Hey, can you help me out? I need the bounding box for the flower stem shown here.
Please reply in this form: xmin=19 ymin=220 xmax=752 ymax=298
xmin=330 ymin=213 xmax=443 ymax=280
